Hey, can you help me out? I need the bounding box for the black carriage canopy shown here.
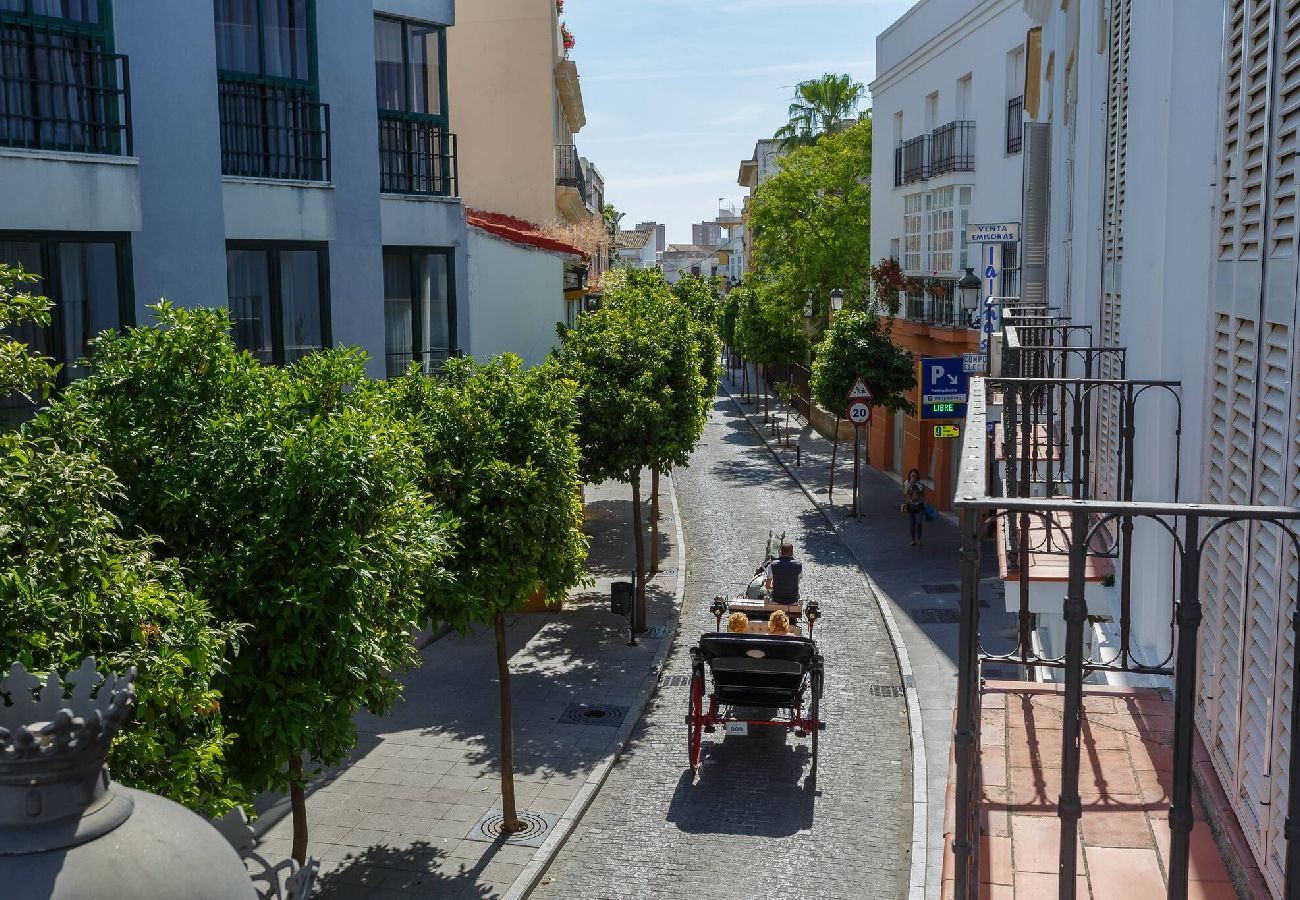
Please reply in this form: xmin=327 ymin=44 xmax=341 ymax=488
xmin=696 ymin=632 xmax=817 ymax=709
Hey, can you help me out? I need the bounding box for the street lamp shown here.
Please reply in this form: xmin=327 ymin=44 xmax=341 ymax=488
xmin=958 ymin=267 xmax=982 ymax=328
xmin=829 ymin=288 xmax=844 ymax=312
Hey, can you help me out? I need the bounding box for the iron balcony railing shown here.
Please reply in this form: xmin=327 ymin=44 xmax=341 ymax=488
xmin=555 ymin=144 xmax=585 ymax=196
xmin=893 ymin=145 xmax=903 ymax=187
xmin=378 ymin=110 xmax=457 ymax=196
xmin=0 ymin=21 xmax=132 ymax=155
xmin=902 ymin=288 xmax=967 ymax=328
xmin=949 ymin=377 xmax=1300 ymax=900
xmin=218 ymin=74 xmax=330 ymax=182
xmin=1006 ymin=95 xmax=1024 ymax=154
xmin=899 ymin=133 xmax=929 ymax=183
xmin=930 ymin=120 xmax=975 ymax=175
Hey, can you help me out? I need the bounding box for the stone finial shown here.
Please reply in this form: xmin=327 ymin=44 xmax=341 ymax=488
xmin=0 ymin=658 xmax=136 ymax=764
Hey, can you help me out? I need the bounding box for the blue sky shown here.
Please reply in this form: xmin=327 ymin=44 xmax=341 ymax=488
xmin=563 ymin=0 xmax=915 ymax=244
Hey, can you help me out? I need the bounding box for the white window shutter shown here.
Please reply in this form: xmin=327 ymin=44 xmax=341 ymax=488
xmin=1020 ymin=122 xmax=1051 ymax=306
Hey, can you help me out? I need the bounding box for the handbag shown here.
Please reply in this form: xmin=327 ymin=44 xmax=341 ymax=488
xmin=923 ymin=503 xmax=938 ymax=521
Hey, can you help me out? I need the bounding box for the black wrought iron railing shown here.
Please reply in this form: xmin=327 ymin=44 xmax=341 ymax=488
xmin=555 ymin=144 xmax=585 ymax=195
xmin=930 ymin=120 xmax=975 ymax=175
xmin=0 ymin=21 xmax=131 ymax=155
xmin=1006 ymin=95 xmax=1024 ymax=154
xmin=378 ymin=110 xmax=457 ymax=196
xmin=900 ymin=133 xmax=929 ymax=183
xmin=893 ymin=145 xmax=903 ymax=188
xmin=904 ymin=291 xmax=927 ymax=322
xmin=218 ymin=74 xmax=330 ymax=181
xmin=949 ymin=377 xmax=1300 ymax=900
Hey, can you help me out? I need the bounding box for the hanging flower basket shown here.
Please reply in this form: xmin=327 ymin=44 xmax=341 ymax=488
xmin=561 ymin=23 xmax=575 ymax=54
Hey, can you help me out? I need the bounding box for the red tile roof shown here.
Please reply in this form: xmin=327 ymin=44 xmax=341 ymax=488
xmin=466 ymin=208 xmax=587 ymax=258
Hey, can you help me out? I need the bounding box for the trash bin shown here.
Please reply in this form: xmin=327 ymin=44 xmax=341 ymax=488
xmin=610 ymin=581 xmax=633 ymax=616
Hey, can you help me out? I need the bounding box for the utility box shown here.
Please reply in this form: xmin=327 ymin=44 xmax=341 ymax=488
xmin=610 ymin=581 xmax=633 ymax=616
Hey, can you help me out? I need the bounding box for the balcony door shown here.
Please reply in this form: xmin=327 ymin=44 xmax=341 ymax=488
xmin=374 ymin=14 xmax=452 ymax=195
xmin=383 ymin=248 xmax=454 ymax=377
xmin=225 ymin=242 xmax=329 ymax=365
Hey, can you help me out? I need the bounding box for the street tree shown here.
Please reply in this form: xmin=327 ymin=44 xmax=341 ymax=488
xmin=38 ymin=305 xmax=451 ymax=863
xmin=1 ymin=268 xmax=241 ymax=815
xmin=556 ymin=272 xmax=704 ymax=628
xmin=388 ymin=355 xmax=587 ymax=834
xmin=749 ymin=120 xmax=873 ymax=331
xmin=732 ymin=281 xmax=811 ymax=418
xmin=773 ymin=73 xmax=866 ymax=149
xmin=810 ymin=308 xmax=915 ymax=417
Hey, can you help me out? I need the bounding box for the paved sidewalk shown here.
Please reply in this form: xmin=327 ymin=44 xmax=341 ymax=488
xmin=254 ymin=473 xmax=685 ymax=900
xmin=721 ymin=364 xmax=1012 ymax=900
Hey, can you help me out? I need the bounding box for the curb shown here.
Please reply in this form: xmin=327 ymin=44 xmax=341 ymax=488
xmin=722 ymin=376 xmax=931 ymax=900
xmin=506 ymin=472 xmax=688 ymax=900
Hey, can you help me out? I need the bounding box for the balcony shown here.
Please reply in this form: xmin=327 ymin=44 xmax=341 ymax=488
xmin=218 ymin=75 xmax=330 ymax=182
xmin=378 ymin=111 xmax=457 ymax=196
xmin=899 ymin=133 xmax=929 ymax=184
xmin=1006 ymin=95 xmax=1024 ymax=154
xmin=930 ymin=120 xmax=974 ymax=175
xmin=555 ymin=144 xmax=585 ymax=194
xmin=0 ymin=22 xmax=132 ymax=156
xmin=902 ymin=287 xmax=969 ymax=329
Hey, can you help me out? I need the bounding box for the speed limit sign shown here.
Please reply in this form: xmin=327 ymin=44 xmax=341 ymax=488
xmin=846 ymin=400 xmax=871 ymax=425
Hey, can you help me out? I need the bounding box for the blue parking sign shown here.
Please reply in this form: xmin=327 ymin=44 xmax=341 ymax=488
xmin=918 ymin=357 xmax=969 ymax=421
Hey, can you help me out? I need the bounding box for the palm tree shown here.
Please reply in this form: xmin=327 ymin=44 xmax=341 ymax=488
xmin=774 ymin=73 xmax=866 ymax=149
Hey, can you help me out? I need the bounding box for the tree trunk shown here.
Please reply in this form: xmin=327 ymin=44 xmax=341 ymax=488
xmin=495 ymin=610 xmax=521 ymax=832
xmin=649 ymin=466 xmax=661 ymax=575
xmin=289 ymin=753 xmax=308 ymax=864
xmin=630 ymin=468 xmax=647 ymax=632
xmin=829 ymin=416 xmax=841 ymax=501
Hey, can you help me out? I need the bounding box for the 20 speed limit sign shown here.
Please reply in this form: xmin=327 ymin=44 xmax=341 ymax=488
xmin=846 ymin=400 xmax=871 ymax=426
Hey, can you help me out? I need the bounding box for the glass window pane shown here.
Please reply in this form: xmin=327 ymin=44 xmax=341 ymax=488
xmin=263 ymin=0 xmax=309 ymax=80
xmin=408 ymin=24 xmax=441 ymax=116
xmin=57 ymin=241 xmax=118 ymax=380
xmin=278 ymin=249 xmax=322 ymax=363
xmin=31 ymin=0 xmax=98 ymax=23
xmin=0 ymin=1 xmax=25 ymax=12
xmin=418 ymin=251 xmax=451 ymax=371
xmin=214 ymin=0 xmax=261 ymax=74
xmin=374 ymin=17 xmax=405 ymax=111
xmin=226 ymin=249 xmax=273 ymax=364
xmin=383 ymin=251 xmax=413 ymax=377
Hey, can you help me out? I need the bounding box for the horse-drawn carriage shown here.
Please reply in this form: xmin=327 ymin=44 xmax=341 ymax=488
xmin=683 ymin=533 xmax=826 ymax=773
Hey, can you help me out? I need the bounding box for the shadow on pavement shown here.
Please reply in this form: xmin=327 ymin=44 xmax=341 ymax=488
xmin=315 ymin=838 xmax=494 ymax=899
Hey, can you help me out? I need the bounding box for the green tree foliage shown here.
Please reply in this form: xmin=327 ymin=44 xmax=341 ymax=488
xmin=773 ymin=73 xmax=865 ymax=150
xmin=387 ymin=355 xmax=587 ymax=832
xmin=749 ymin=120 xmax=873 ymax=329
xmin=810 ymin=309 xmax=915 ymax=416
xmin=671 ymin=274 xmax=724 ymax=418
xmin=37 ymin=304 xmax=450 ymax=861
xmin=732 ymin=281 xmax=811 ymax=371
xmin=0 ymin=270 xmax=241 ymax=815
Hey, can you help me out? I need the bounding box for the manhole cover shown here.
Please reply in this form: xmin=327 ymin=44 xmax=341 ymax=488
xmin=464 ymin=809 xmax=557 ymax=848
xmin=645 ymin=625 xmax=670 ymax=639
xmin=558 ymin=703 xmax=627 ymax=727
xmin=869 ymin=684 xmax=904 ymax=698
xmin=921 ymin=583 xmax=962 ymax=594
xmin=913 ymin=607 xmax=962 ymax=625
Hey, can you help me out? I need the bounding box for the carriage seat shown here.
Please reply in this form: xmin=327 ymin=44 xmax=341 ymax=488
xmin=695 ymin=633 xmax=817 ymax=709
xmin=726 ymin=595 xmax=804 ymax=620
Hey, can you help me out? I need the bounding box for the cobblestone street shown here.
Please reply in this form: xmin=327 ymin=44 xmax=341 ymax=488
xmin=533 ymin=393 xmax=913 ymax=900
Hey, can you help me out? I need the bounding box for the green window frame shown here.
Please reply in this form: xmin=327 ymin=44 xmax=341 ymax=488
xmin=213 ymin=0 xmax=318 ymax=88
xmin=225 ymin=241 xmax=331 ymax=367
xmin=0 ymin=0 xmax=114 ymax=40
xmin=382 ymin=246 xmax=456 ymax=377
xmin=373 ymin=14 xmax=448 ymax=126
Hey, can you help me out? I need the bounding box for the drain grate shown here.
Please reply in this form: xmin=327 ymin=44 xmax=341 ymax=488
xmin=869 ymin=684 xmax=905 ymax=698
xmin=912 ymin=607 xmax=962 ymax=625
xmin=558 ymin=703 xmax=628 ymax=727
xmin=645 ymin=625 xmax=670 ymax=639
xmin=464 ymin=810 xmax=558 ymax=848
xmin=662 ymin=674 xmax=689 ymax=688
xmin=921 ymin=583 xmax=962 ymax=594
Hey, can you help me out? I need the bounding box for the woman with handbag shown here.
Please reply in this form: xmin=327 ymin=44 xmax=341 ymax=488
xmin=903 ymin=468 xmax=927 ymax=547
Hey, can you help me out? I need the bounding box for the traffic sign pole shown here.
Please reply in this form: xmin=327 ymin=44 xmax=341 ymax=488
xmin=844 ymin=377 xmax=873 ymax=519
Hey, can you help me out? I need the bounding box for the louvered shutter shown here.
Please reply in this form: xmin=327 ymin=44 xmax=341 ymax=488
xmin=1021 ymin=122 xmax=1051 ymax=306
xmin=1097 ymin=0 xmax=1131 ymax=501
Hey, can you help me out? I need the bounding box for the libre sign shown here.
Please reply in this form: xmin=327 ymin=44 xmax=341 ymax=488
xmin=918 ymin=357 xmax=968 ymax=422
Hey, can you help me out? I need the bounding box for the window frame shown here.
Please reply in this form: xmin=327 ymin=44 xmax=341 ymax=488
xmin=373 ymin=13 xmax=448 ymax=128
xmin=225 ymin=240 xmax=331 ymax=366
xmin=0 ymin=0 xmax=114 ymax=41
xmin=903 ymin=192 xmax=923 ymax=273
xmin=214 ymin=0 xmax=319 ymax=88
xmin=381 ymin=245 xmax=456 ymax=376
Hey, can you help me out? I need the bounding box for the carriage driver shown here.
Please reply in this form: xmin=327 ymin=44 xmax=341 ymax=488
xmin=763 ymin=541 xmax=803 ymax=604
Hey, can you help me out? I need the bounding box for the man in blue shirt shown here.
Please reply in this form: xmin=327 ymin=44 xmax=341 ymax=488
xmin=764 ymin=541 xmax=803 ymax=604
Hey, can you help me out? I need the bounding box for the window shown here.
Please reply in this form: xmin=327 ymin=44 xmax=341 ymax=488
xmin=0 ymin=232 xmax=130 ymax=420
xmin=903 ymin=193 xmax=923 ymax=272
xmin=925 ymin=186 xmax=972 ymax=275
xmin=375 ymin=15 xmax=454 ymax=196
xmin=0 ymin=0 xmax=130 ymax=155
xmin=214 ymin=0 xmax=328 ymax=181
xmin=382 ymin=248 xmax=454 ymax=377
xmin=225 ymin=242 xmax=329 ymax=365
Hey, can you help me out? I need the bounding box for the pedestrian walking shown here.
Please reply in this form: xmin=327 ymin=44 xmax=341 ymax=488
xmin=903 ymin=468 xmax=927 ymax=547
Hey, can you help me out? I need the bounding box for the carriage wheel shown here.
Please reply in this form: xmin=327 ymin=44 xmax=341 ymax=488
xmin=810 ymin=676 xmax=821 ymax=774
xmin=687 ymin=670 xmax=704 ymax=772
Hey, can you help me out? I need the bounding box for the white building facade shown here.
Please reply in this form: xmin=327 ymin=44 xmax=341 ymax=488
xmin=870 ymin=0 xmax=1032 ymax=316
xmin=0 ymin=0 xmax=471 ymax=416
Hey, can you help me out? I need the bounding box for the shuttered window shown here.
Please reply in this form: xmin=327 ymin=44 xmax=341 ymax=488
xmin=1200 ymin=1 xmax=1300 ymax=894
